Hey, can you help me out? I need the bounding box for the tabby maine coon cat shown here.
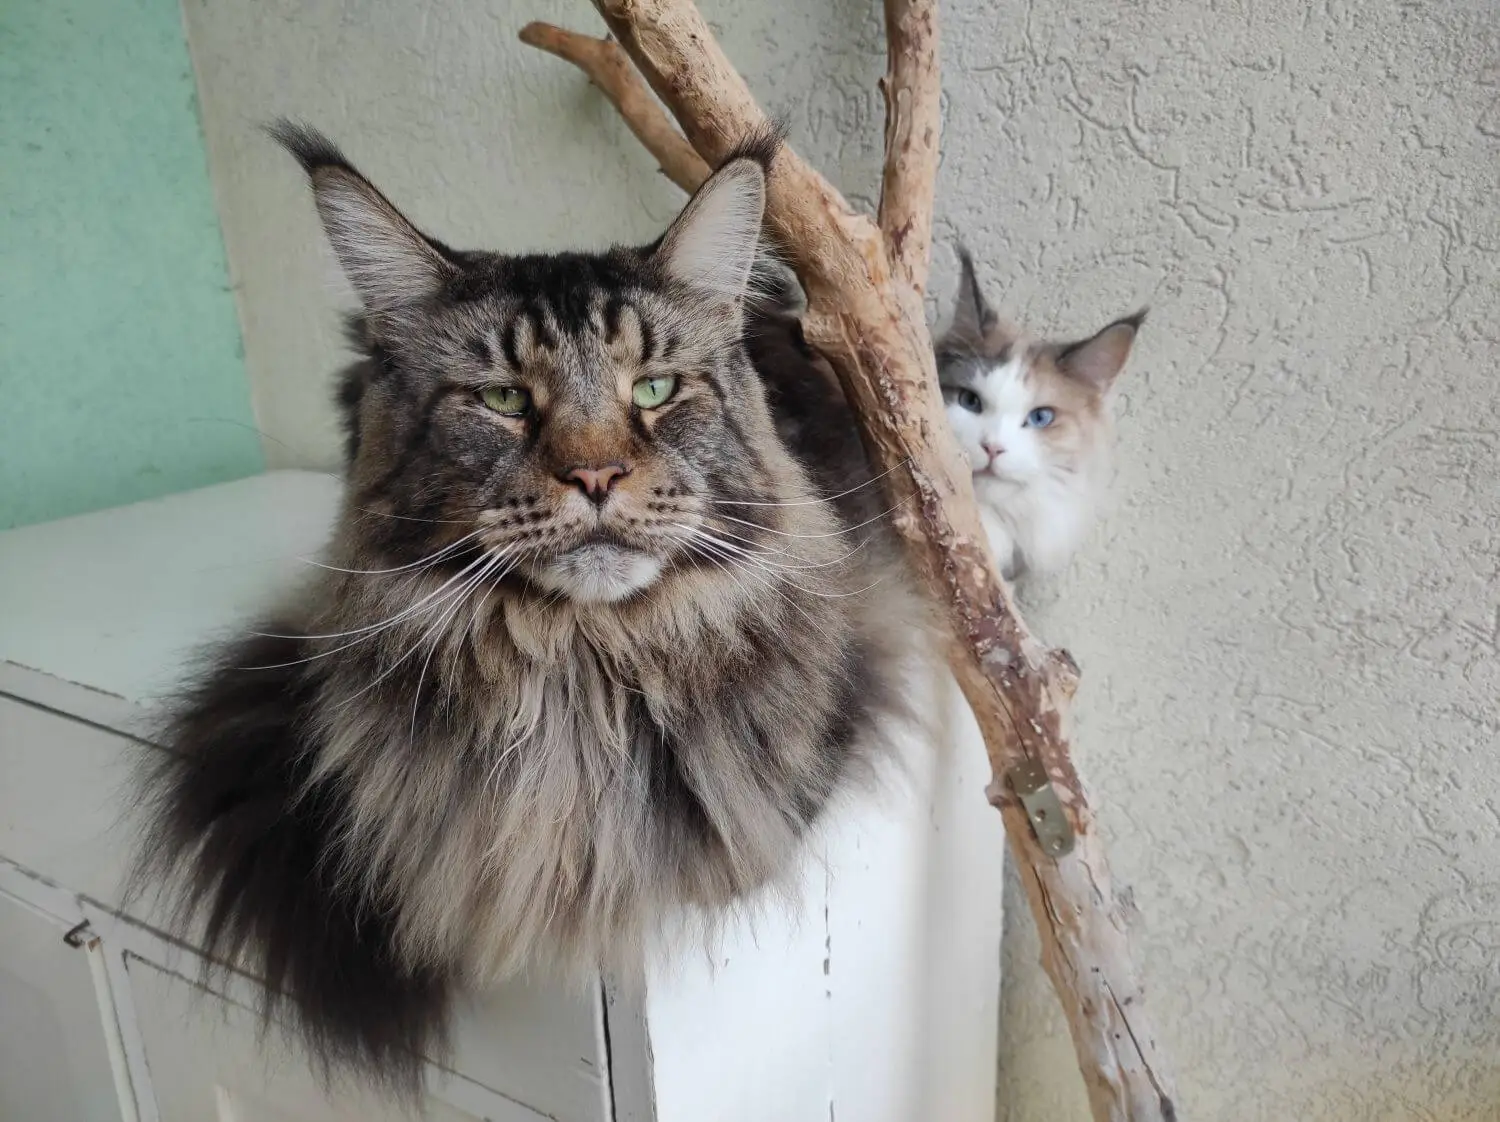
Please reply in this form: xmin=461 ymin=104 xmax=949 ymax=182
xmin=937 ymin=248 xmax=1143 ymax=578
xmin=135 ymin=124 xmax=918 ymax=1089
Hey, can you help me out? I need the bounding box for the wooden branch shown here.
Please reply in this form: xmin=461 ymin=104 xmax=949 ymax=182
xmin=519 ymin=22 xmax=708 ymax=192
xmin=523 ymin=6 xmax=1179 ymax=1120
xmin=878 ymin=0 xmax=942 ymax=300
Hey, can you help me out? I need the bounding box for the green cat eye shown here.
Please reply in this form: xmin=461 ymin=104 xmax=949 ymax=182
xmin=631 ymin=374 xmax=677 ymax=410
xmin=480 ymin=386 xmax=531 ymax=416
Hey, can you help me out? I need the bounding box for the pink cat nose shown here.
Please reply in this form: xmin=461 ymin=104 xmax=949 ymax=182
xmin=982 ymin=441 xmax=1005 ymax=461
xmin=560 ymin=462 xmax=631 ymax=504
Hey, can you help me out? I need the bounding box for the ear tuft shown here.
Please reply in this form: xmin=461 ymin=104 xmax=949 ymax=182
xmin=1055 ymin=310 xmax=1146 ymax=390
xmin=270 ymin=121 xmax=455 ymax=315
xmin=942 ymin=244 xmax=998 ymax=350
xmin=266 ymin=119 xmax=350 ymax=176
xmin=655 ymin=155 xmax=768 ymax=302
xmin=717 ymin=120 xmax=786 ymax=172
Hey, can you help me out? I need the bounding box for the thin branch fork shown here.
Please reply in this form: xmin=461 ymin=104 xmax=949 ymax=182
xmin=518 ymin=22 xmax=709 ymax=191
xmin=522 ymin=4 xmax=1179 ymax=1119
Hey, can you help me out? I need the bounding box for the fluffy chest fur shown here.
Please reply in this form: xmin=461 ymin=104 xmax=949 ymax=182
xmin=974 ymin=469 xmax=1101 ymax=577
xmin=303 ymin=524 xmax=888 ymax=981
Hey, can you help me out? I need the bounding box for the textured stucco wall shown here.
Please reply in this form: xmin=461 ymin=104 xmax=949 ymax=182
xmin=0 ymin=0 xmax=262 ymax=530
xmin=182 ymin=1 xmax=1500 ymax=1118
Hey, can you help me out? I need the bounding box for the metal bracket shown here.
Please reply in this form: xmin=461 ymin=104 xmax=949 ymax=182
xmin=1009 ymin=760 xmax=1075 ymax=857
xmin=62 ymin=919 xmax=93 ymax=948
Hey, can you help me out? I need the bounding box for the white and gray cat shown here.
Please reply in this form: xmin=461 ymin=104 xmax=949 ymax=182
xmin=937 ymin=248 xmax=1143 ymax=578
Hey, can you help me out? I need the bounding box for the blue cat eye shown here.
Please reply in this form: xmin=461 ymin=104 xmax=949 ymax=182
xmin=1025 ymin=407 xmax=1055 ymax=428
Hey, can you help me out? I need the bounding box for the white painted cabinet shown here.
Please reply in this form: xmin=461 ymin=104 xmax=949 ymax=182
xmin=0 ymin=472 xmax=1002 ymax=1122
xmin=0 ymin=897 xmax=123 ymax=1122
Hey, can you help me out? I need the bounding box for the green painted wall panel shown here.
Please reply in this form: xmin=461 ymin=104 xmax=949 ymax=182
xmin=0 ymin=0 xmax=263 ymax=530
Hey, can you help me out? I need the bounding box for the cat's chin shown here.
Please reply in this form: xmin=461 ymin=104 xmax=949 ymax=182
xmin=973 ymin=469 xmax=1030 ymax=495
xmin=530 ymin=543 xmax=665 ymax=605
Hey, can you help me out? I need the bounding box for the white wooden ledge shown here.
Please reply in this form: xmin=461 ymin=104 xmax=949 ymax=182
xmin=0 ymin=470 xmax=1004 ymax=1122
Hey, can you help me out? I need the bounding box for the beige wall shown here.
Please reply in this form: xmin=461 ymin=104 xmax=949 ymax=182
xmin=183 ymin=0 xmax=1500 ymax=1118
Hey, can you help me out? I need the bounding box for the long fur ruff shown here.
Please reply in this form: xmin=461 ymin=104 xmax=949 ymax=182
xmin=133 ymin=125 xmax=927 ymax=1093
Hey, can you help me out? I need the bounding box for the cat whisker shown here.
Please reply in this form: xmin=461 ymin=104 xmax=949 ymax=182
xmin=244 ymin=550 xmax=514 ymax=670
xmin=482 ymin=654 xmax=559 ymax=797
xmin=698 ymin=521 xmax=870 ymax=572
xmin=689 ymin=535 xmax=872 ymax=623
xmin=707 ymin=459 xmax=909 ymax=508
xmin=410 ymin=551 xmax=517 ymax=739
xmin=675 ymin=523 xmax=860 ymax=576
xmin=674 ymin=533 xmax=825 ymax=631
xmin=678 ymin=526 xmax=800 ymax=576
xmin=354 ymin=506 xmax=475 ymax=525
xmin=343 ymin=550 xmax=520 ymax=715
xmin=676 ymin=528 xmax=860 ymax=614
xmin=464 ymin=557 xmax=508 ymax=643
xmin=299 ymin=527 xmax=489 ymax=576
xmin=684 ymin=531 xmax=828 ymax=591
xmin=688 ymin=527 xmax=885 ymax=601
xmin=710 ymin=494 xmax=911 ymax=542
xmin=254 ymin=550 xmax=501 ymax=646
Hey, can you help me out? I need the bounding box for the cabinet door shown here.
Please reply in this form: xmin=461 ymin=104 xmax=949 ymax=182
xmin=0 ymin=895 xmax=126 ymax=1122
xmin=1 ymin=696 xmax=609 ymax=1122
xmin=128 ymin=955 xmax=547 ymax=1122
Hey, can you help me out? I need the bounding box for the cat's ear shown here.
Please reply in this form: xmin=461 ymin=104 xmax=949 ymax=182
xmin=944 ymin=245 xmax=998 ymax=349
xmin=1054 ymin=310 xmax=1146 ymax=390
xmin=655 ymin=155 xmax=767 ymax=302
xmin=271 ymin=121 xmax=457 ymax=315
